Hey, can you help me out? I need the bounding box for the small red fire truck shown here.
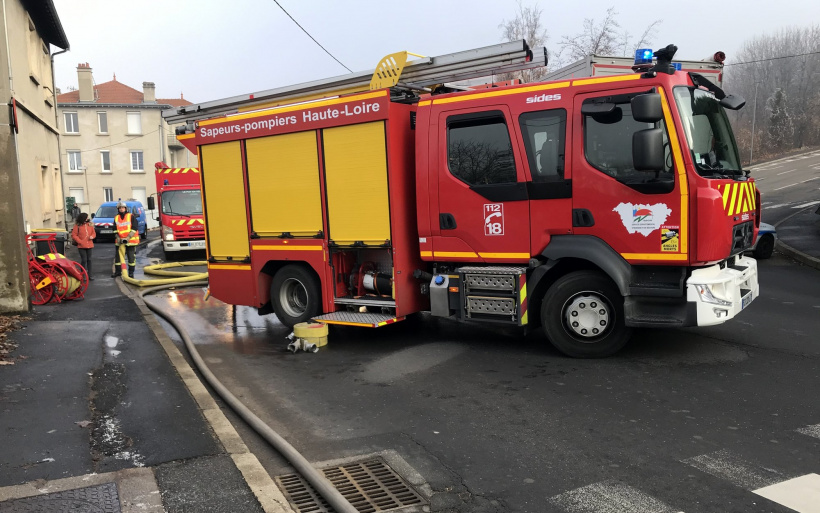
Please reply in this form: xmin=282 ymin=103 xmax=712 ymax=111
xmin=150 ymin=163 xmax=205 ymax=259
xmin=164 ymin=41 xmax=759 ymax=357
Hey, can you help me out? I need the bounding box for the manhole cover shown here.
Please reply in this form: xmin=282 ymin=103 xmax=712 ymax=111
xmin=276 ymin=457 xmax=425 ymax=513
xmin=0 ymin=483 xmax=120 ymax=513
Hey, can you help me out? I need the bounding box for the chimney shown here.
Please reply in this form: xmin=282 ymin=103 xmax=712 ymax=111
xmin=143 ymin=82 xmax=156 ymax=103
xmin=77 ymin=63 xmax=94 ymax=102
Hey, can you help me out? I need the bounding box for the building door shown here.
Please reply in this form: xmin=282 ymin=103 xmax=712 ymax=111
xmin=130 ymin=186 xmax=156 ymax=228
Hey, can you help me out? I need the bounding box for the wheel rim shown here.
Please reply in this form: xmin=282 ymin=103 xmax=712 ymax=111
xmin=562 ymin=291 xmax=613 ymax=342
xmin=279 ymin=278 xmax=309 ymax=318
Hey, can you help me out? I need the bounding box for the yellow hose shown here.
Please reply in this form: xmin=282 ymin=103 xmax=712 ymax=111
xmin=118 ymin=243 xmax=208 ymax=287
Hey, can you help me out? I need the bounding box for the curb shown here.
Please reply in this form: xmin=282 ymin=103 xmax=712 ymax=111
xmin=772 ymin=207 xmax=820 ymax=271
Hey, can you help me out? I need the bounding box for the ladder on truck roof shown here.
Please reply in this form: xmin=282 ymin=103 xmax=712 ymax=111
xmin=163 ymin=40 xmax=547 ymax=124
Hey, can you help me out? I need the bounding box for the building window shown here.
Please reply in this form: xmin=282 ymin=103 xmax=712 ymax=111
xmin=447 ymin=111 xmax=517 ymax=185
xmin=103 ymin=187 xmax=113 ymax=202
xmin=68 ymin=187 xmax=85 ymax=205
xmin=67 ymin=151 xmax=83 ymax=173
xmin=130 ymin=150 xmax=144 ymax=172
xmin=100 ymin=150 xmax=111 ymax=173
xmin=98 ymin=112 xmax=108 ymax=133
xmin=127 ymin=112 xmax=141 ymax=134
xmin=64 ymin=112 xmax=79 ymax=133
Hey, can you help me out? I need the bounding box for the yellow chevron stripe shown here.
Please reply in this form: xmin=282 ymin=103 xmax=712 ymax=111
xmin=721 ymin=184 xmax=732 ymax=210
xmin=727 ymin=183 xmax=738 ymax=215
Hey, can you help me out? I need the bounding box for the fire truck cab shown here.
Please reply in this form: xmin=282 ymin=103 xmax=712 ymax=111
xmin=165 ymin=41 xmax=759 ymax=357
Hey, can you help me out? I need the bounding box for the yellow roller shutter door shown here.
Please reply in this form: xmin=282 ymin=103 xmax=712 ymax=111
xmin=200 ymin=141 xmax=250 ymax=260
xmin=246 ymin=132 xmax=323 ymax=237
xmin=323 ymin=122 xmax=391 ymax=246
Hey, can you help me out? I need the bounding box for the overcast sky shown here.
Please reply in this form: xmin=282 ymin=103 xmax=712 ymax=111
xmin=51 ymin=0 xmax=817 ymax=104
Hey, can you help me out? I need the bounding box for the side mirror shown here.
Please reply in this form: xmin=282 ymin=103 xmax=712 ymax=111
xmin=633 ymin=128 xmax=665 ymax=171
xmin=90 ymin=213 xmax=95 ymax=219
xmin=147 ymin=196 xmax=155 ymax=210
xmin=631 ymin=93 xmax=663 ymax=122
xmin=719 ymin=94 xmax=746 ymax=111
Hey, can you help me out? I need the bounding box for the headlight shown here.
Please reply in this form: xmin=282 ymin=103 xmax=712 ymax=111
xmin=162 ymin=225 xmax=175 ymax=241
xmin=695 ymin=284 xmax=732 ymax=306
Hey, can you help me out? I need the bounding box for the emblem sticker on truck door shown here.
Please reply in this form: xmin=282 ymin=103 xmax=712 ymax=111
xmin=484 ymin=203 xmax=504 ymax=236
xmin=612 ymin=202 xmax=672 ymax=236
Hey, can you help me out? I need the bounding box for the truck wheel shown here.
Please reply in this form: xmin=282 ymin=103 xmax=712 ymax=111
xmin=753 ymin=234 xmax=774 ymax=259
xmin=541 ymin=271 xmax=632 ymax=358
xmin=271 ymin=265 xmax=321 ymax=327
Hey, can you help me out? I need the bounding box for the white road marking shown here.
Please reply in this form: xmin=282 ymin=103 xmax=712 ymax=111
xmin=764 ymin=203 xmax=793 ymax=210
xmin=777 ymin=169 xmax=796 ymax=175
xmin=793 ymin=201 xmax=820 ymax=209
xmin=548 ymin=481 xmax=682 ymax=513
xmin=797 ymin=424 xmax=820 ymax=439
xmin=681 ymin=449 xmax=786 ymax=490
xmin=753 ymin=474 xmax=820 ymax=513
xmin=802 ymin=177 xmax=819 ymax=183
xmin=774 ymin=183 xmax=799 ymax=191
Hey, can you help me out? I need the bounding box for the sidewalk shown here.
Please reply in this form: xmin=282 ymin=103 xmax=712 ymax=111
xmin=774 ymin=206 xmax=820 ymax=270
xmin=0 ymin=235 xmax=281 ymax=512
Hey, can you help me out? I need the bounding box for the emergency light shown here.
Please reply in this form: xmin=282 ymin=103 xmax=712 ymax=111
xmin=635 ymin=48 xmax=653 ymax=65
xmin=672 ymin=63 xmax=682 ymax=71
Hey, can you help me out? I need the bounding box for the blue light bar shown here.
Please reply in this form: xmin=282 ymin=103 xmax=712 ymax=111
xmin=672 ymin=62 xmax=682 ymax=71
xmin=635 ymin=48 xmax=653 ymax=65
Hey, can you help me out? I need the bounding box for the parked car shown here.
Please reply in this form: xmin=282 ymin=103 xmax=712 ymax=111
xmin=91 ymin=200 xmax=148 ymax=242
xmin=749 ymin=222 xmax=777 ymax=259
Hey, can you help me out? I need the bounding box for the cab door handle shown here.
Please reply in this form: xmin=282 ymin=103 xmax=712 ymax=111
xmin=440 ymin=213 xmax=457 ymax=230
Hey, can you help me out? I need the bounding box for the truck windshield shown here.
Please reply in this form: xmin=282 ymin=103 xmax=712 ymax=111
xmin=162 ymin=190 xmax=202 ymax=216
xmin=673 ymin=86 xmax=742 ymax=178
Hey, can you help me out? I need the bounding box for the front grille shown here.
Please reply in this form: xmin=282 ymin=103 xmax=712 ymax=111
xmin=276 ymin=457 xmax=425 ymax=513
xmin=731 ymin=221 xmax=754 ymax=254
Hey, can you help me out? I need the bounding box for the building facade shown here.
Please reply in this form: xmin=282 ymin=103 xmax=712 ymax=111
xmin=57 ymin=66 xmax=194 ymax=228
xmin=0 ymin=0 xmax=69 ymax=312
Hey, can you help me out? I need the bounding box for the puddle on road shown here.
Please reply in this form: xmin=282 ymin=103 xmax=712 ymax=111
xmin=145 ymin=287 xmax=289 ymax=355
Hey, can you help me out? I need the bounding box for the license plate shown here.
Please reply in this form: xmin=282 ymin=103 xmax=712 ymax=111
xmin=741 ymin=291 xmax=753 ymax=310
xmin=192 ymin=241 xmax=206 ymax=248
xmin=100 ymin=229 xmax=113 ymax=234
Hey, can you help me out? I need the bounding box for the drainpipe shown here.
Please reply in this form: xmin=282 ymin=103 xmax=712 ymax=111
xmin=3 ymin=0 xmax=25 ymax=229
xmin=51 ymin=47 xmax=69 ymax=229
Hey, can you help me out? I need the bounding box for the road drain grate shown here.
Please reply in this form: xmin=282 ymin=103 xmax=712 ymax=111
xmin=276 ymin=457 xmax=425 ymax=512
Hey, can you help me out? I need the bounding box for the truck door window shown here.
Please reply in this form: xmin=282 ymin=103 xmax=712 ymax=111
xmin=583 ymin=98 xmax=674 ymax=194
xmin=519 ymin=109 xmax=566 ymax=181
xmin=447 ymin=111 xmax=517 ymax=185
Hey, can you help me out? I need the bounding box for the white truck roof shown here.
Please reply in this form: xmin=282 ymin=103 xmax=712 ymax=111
xmin=545 ymin=54 xmax=724 ymax=87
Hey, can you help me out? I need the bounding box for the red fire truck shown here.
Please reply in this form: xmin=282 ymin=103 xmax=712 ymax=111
xmin=164 ymin=41 xmax=759 ymax=357
xmin=150 ymin=163 xmax=205 ymax=259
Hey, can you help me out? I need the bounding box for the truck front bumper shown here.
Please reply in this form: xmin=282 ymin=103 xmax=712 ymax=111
xmin=163 ymin=240 xmax=206 ymax=252
xmin=686 ymin=254 xmax=759 ymax=326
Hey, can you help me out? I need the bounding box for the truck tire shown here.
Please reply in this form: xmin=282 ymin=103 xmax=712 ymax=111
xmin=271 ymin=265 xmax=321 ymax=327
xmin=541 ymin=271 xmax=632 ymax=358
xmin=753 ymin=234 xmax=774 ymax=259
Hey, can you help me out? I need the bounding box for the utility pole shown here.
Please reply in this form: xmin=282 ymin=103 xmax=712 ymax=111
xmin=749 ymin=81 xmax=759 ymax=165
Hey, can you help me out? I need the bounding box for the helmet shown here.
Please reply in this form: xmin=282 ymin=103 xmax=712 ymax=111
xmin=116 ymin=201 xmax=127 ymax=209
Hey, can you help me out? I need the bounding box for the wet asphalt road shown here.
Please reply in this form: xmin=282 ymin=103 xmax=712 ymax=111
xmin=141 ymin=233 xmax=820 ymax=512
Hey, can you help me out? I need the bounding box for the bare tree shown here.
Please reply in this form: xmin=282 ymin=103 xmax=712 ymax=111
xmin=559 ymin=7 xmax=621 ymax=60
xmin=558 ymin=7 xmax=661 ymax=63
xmin=498 ymin=1 xmax=550 ymax=82
xmin=724 ymin=24 xmax=820 ymax=164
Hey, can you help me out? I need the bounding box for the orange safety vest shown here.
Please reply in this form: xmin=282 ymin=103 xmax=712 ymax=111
xmin=115 ymin=213 xmax=140 ymax=245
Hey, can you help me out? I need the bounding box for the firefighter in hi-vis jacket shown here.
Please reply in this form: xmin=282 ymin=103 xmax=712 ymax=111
xmin=112 ymin=201 xmax=139 ymax=278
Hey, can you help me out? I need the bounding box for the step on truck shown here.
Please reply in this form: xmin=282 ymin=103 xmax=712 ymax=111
xmin=149 ymin=162 xmax=205 ymax=259
xmin=164 ymin=41 xmax=759 ymax=358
